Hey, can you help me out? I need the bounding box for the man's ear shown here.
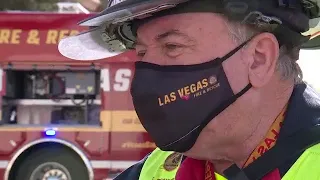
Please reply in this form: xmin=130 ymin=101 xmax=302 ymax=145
xmin=247 ymin=33 xmax=279 ymax=88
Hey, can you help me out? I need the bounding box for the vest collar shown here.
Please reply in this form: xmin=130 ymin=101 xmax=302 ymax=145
xmin=278 ymin=83 xmax=320 ymax=142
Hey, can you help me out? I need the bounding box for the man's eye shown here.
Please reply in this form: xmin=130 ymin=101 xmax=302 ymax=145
xmin=165 ymin=43 xmax=182 ymax=50
xmin=164 ymin=43 xmax=184 ymax=57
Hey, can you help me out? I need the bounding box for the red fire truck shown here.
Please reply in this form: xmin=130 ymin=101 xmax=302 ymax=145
xmin=0 ymin=12 xmax=155 ymax=180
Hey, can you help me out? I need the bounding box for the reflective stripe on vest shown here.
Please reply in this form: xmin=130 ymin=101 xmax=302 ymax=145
xmin=140 ymin=143 xmax=320 ymax=180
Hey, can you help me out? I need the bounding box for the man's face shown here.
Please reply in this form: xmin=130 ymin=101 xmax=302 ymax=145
xmin=135 ymin=12 xmax=279 ymax=160
xmin=135 ymin=12 xmax=250 ymax=93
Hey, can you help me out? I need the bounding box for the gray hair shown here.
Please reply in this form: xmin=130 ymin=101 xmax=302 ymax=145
xmin=224 ymin=19 xmax=303 ymax=83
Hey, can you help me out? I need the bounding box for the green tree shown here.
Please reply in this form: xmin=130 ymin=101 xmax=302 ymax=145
xmin=0 ymin=0 xmax=60 ymax=11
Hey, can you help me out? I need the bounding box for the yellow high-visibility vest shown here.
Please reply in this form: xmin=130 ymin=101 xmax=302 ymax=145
xmin=139 ymin=143 xmax=320 ymax=180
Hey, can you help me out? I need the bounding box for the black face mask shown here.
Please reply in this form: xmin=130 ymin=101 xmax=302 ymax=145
xmin=130 ymin=41 xmax=252 ymax=153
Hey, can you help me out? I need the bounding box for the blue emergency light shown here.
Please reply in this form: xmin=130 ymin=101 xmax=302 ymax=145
xmin=45 ymin=129 xmax=56 ymax=136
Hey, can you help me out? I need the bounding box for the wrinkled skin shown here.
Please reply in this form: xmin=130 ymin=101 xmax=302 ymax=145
xmin=135 ymin=13 xmax=294 ymax=173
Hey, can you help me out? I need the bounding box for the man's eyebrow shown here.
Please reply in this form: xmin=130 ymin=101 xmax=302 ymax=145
xmin=133 ymin=29 xmax=193 ymax=47
xmin=155 ymin=29 xmax=192 ymax=41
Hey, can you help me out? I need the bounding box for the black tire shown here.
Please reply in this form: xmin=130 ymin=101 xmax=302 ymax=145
xmin=14 ymin=145 xmax=89 ymax=180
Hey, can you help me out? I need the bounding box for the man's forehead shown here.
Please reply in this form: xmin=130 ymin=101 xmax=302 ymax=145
xmin=156 ymin=29 xmax=189 ymax=39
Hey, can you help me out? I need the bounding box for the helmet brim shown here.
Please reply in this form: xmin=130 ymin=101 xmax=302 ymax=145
xmin=58 ymin=26 xmax=126 ymax=61
xmin=58 ymin=0 xmax=320 ymax=61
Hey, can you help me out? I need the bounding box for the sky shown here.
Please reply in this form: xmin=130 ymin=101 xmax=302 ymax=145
xmin=298 ymin=49 xmax=320 ymax=92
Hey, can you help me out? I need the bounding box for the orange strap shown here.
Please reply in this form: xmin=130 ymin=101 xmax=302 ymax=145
xmin=243 ymin=104 xmax=287 ymax=167
xmin=204 ymin=104 xmax=288 ymax=179
xmin=205 ymin=160 xmax=215 ymax=180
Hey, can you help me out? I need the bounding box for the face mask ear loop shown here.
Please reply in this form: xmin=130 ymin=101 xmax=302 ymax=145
xmin=216 ymin=37 xmax=254 ymax=97
xmin=235 ymin=83 xmax=252 ymax=98
xmin=215 ymin=37 xmax=253 ymax=65
xmin=195 ymin=38 xmax=255 ymax=136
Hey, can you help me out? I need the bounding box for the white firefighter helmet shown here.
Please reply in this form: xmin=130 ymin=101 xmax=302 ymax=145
xmin=58 ymin=0 xmax=320 ymax=61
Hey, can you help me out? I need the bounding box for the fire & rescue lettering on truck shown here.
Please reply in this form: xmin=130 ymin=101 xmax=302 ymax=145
xmin=0 ymin=12 xmax=155 ymax=180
